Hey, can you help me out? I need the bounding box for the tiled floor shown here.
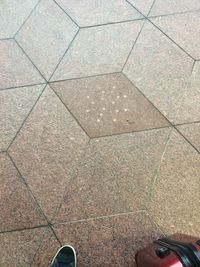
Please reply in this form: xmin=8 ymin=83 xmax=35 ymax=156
xmin=1 ymin=0 xmax=200 ymax=266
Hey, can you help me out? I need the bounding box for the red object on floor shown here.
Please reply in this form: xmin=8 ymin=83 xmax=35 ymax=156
xmin=135 ymin=234 xmax=200 ymax=267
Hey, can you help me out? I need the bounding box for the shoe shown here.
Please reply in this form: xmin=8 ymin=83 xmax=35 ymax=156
xmin=51 ymin=245 xmax=77 ymax=267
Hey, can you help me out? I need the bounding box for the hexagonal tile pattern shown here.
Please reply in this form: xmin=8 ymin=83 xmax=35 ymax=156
xmin=9 ymin=86 xmax=89 ymax=219
xmin=51 ymin=74 xmax=169 ymax=137
xmin=16 ymin=0 xmax=78 ymax=80
xmin=0 ymin=153 xmax=45 ymax=232
xmin=123 ymin=22 xmax=193 ymax=123
xmin=0 ymin=228 xmax=58 ymax=266
xmin=174 ymin=61 xmax=200 ymax=124
xmin=0 ymin=0 xmax=39 ymax=39
xmin=148 ymin=130 xmax=200 ymax=236
xmin=0 ymin=40 xmax=44 ymax=89
xmin=177 ymin=123 xmax=200 ymax=153
xmin=0 ymin=84 xmax=44 ymax=151
xmin=54 ymin=128 xmax=170 ymax=222
xmin=149 ymin=0 xmax=200 ymax=16
xmin=128 ymin=0 xmax=154 ymax=15
xmin=51 ymin=20 xmax=144 ymax=81
xmin=55 ymin=0 xmax=143 ymax=27
xmin=151 ymin=11 xmax=200 ymax=60
xmin=53 ymin=212 xmax=162 ymax=267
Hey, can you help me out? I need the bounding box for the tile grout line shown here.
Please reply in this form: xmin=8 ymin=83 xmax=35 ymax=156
xmin=49 ymin=71 xmax=121 ymax=84
xmin=6 ymin=152 xmax=62 ymax=246
xmin=6 ymin=84 xmax=47 ymax=152
xmin=14 ymin=38 xmax=47 ymax=82
xmin=0 ymin=224 xmax=48 ymax=235
xmin=48 ymin=29 xmax=80 ymax=82
xmin=53 ymin=210 xmax=146 ymax=226
xmin=144 ymin=210 xmax=167 ymax=237
xmin=80 ymin=17 xmax=145 ymax=29
xmin=0 ymin=82 xmax=46 ymax=91
xmin=49 ymin=140 xmax=91 ymax=223
xmin=53 ymin=0 xmax=80 ymax=28
xmin=174 ymin=127 xmax=200 ymax=154
xmin=148 ymin=7 xmax=200 ymax=19
xmin=13 ymin=0 xmax=42 ymax=38
xmin=124 ymin=0 xmax=196 ymax=61
xmin=49 ymin=84 xmax=91 ymax=139
xmin=121 ymin=19 xmax=146 ymax=72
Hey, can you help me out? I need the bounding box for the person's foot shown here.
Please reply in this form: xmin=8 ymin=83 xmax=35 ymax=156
xmin=51 ymin=245 xmax=77 ymax=267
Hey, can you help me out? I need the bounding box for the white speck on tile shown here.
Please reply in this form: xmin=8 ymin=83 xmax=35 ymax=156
xmin=115 ymin=109 xmax=119 ymax=113
xmin=124 ymin=108 xmax=128 ymax=112
xmin=116 ymin=96 xmax=120 ymax=99
xmin=123 ymin=95 xmax=127 ymax=98
xmin=86 ymin=109 xmax=90 ymax=113
xmin=112 ymin=101 xmax=115 ymax=104
xmin=102 ymin=107 xmax=106 ymax=111
xmin=100 ymin=113 xmax=103 ymax=117
xmin=87 ymin=96 xmax=90 ymax=99
xmin=113 ymin=118 xmax=117 ymax=122
xmin=97 ymin=119 xmax=100 ymax=122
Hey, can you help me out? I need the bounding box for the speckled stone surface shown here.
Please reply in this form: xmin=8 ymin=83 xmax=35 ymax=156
xmin=0 ymin=0 xmax=39 ymax=39
xmin=174 ymin=61 xmax=200 ymax=124
xmin=123 ymin=22 xmax=193 ymax=123
xmin=0 ymin=40 xmax=44 ymax=90
xmin=55 ymin=0 xmax=142 ymax=27
xmin=51 ymin=74 xmax=169 ymax=137
xmin=128 ymin=0 xmax=154 ymax=15
xmin=0 ymin=153 xmax=45 ymax=232
xmin=53 ymin=212 xmax=162 ymax=267
xmin=148 ymin=130 xmax=200 ymax=236
xmin=0 ymin=228 xmax=52 ymax=266
xmin=16 ymin=0 xmax=78 ymax=80
xmin=53 ymin=128 xmax=170 ymax=223
xmin=51 ymin=21 xmax=144 ymax=81
xmin=0 ymin=85 xmax=44 ymax=151
xmin=9 ymin=86 xmax=89 ymax=220
xmin=2 ymin=1 xmax=200 ymax=264
xmin=151 ymin=11 xmax=200 ymax=60
xmin=177 ymin=123 xmax=200 ymax=152
xmin=149 ymin=0 xmax=200 ymax=16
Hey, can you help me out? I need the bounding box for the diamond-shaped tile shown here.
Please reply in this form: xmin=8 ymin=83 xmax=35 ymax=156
xmin=0 ymin=0 xmax=39 ymax=39
xmin=54 ymin=128 xmax=170 ymax=222
xmin=149 ymin=0 xmax=200 ymax=16
xmin=16 ymin=0 xmax=78 ymax=80
xmin=51 ymin=21 xmax=143 ymax=81
xmin=123 ymin=22 xmax=193 ymax=123
xmin=151 ymin=11 xmax=200 ymax=60
xmin=177 ymin=123 xmax=200 ymax=153
xmin=53 ymin=212 xmax=161 ymax=266
xmin=128 ymin=0 xmax=154 ymax=15
xmin=148 ymin=130 xmax=200 ymax=235
xmin=55 ymin=0 xmax=142 ymax=27
xmin=0 ymin=85 xmax=44 ymax=151
xmin=9 ymin=86 xmax=89 ymax=219
xmin=0 ymin=228 xmax=57 ymax=266
xmin=0 ymin=40 xmax=44 ymax=89
xmin=174 ymin=61 xmax=200 ymax=124
xmin=51 ymin=74 xmax=169 ymax=137
xmin=0 ymin=153 xmax=45 ymax=232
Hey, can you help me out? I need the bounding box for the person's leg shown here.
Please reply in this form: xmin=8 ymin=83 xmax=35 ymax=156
xmin=51 ymin=245 xmax=77 ymax=267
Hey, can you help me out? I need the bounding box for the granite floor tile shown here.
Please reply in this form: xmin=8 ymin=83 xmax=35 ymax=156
xmin=0 ymin=153 xmax=45 ymax=231
xmin=0 ymin=40 xmax=44 ymax=90
xmin=128 ymin=0 xmax=154 ymax=15
xmin=177 ymin=123 xmax=200 ymax=153
xmin=149 ymin=0 xmax=200 ymax=16
xmin=53 ymin=212 xmax=161 ymax=267
xmin=55 ymin=0 xmax=142 ymax=27
xmin=151 ymin=11 xmax=200 ymax=60
xmin=9 ymin=86 xmax=89 ymax=220
xmin=0 ymin=0 xmax=39 ymax=39
xmin=174 ymin=61 xmax=200 ymax=124
xmin=148 ymin=130 xmax=200 ymax=236
xmin=123 ymin=22 xmax=193 ymax=123
xmin=52 ymin=74 xmax=169 ymax=137
xmin=51 ymin=21 xmax=143 ymax=81
xmin=54 ymin=128 xmax=170 ymax=222
xmin=16 ymin=0 xmax=78 ymax=80
xmin=0 ymin=228 xmax=55 ymax=267
xmin=0 ymin=85 xmax=44 ymax=151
